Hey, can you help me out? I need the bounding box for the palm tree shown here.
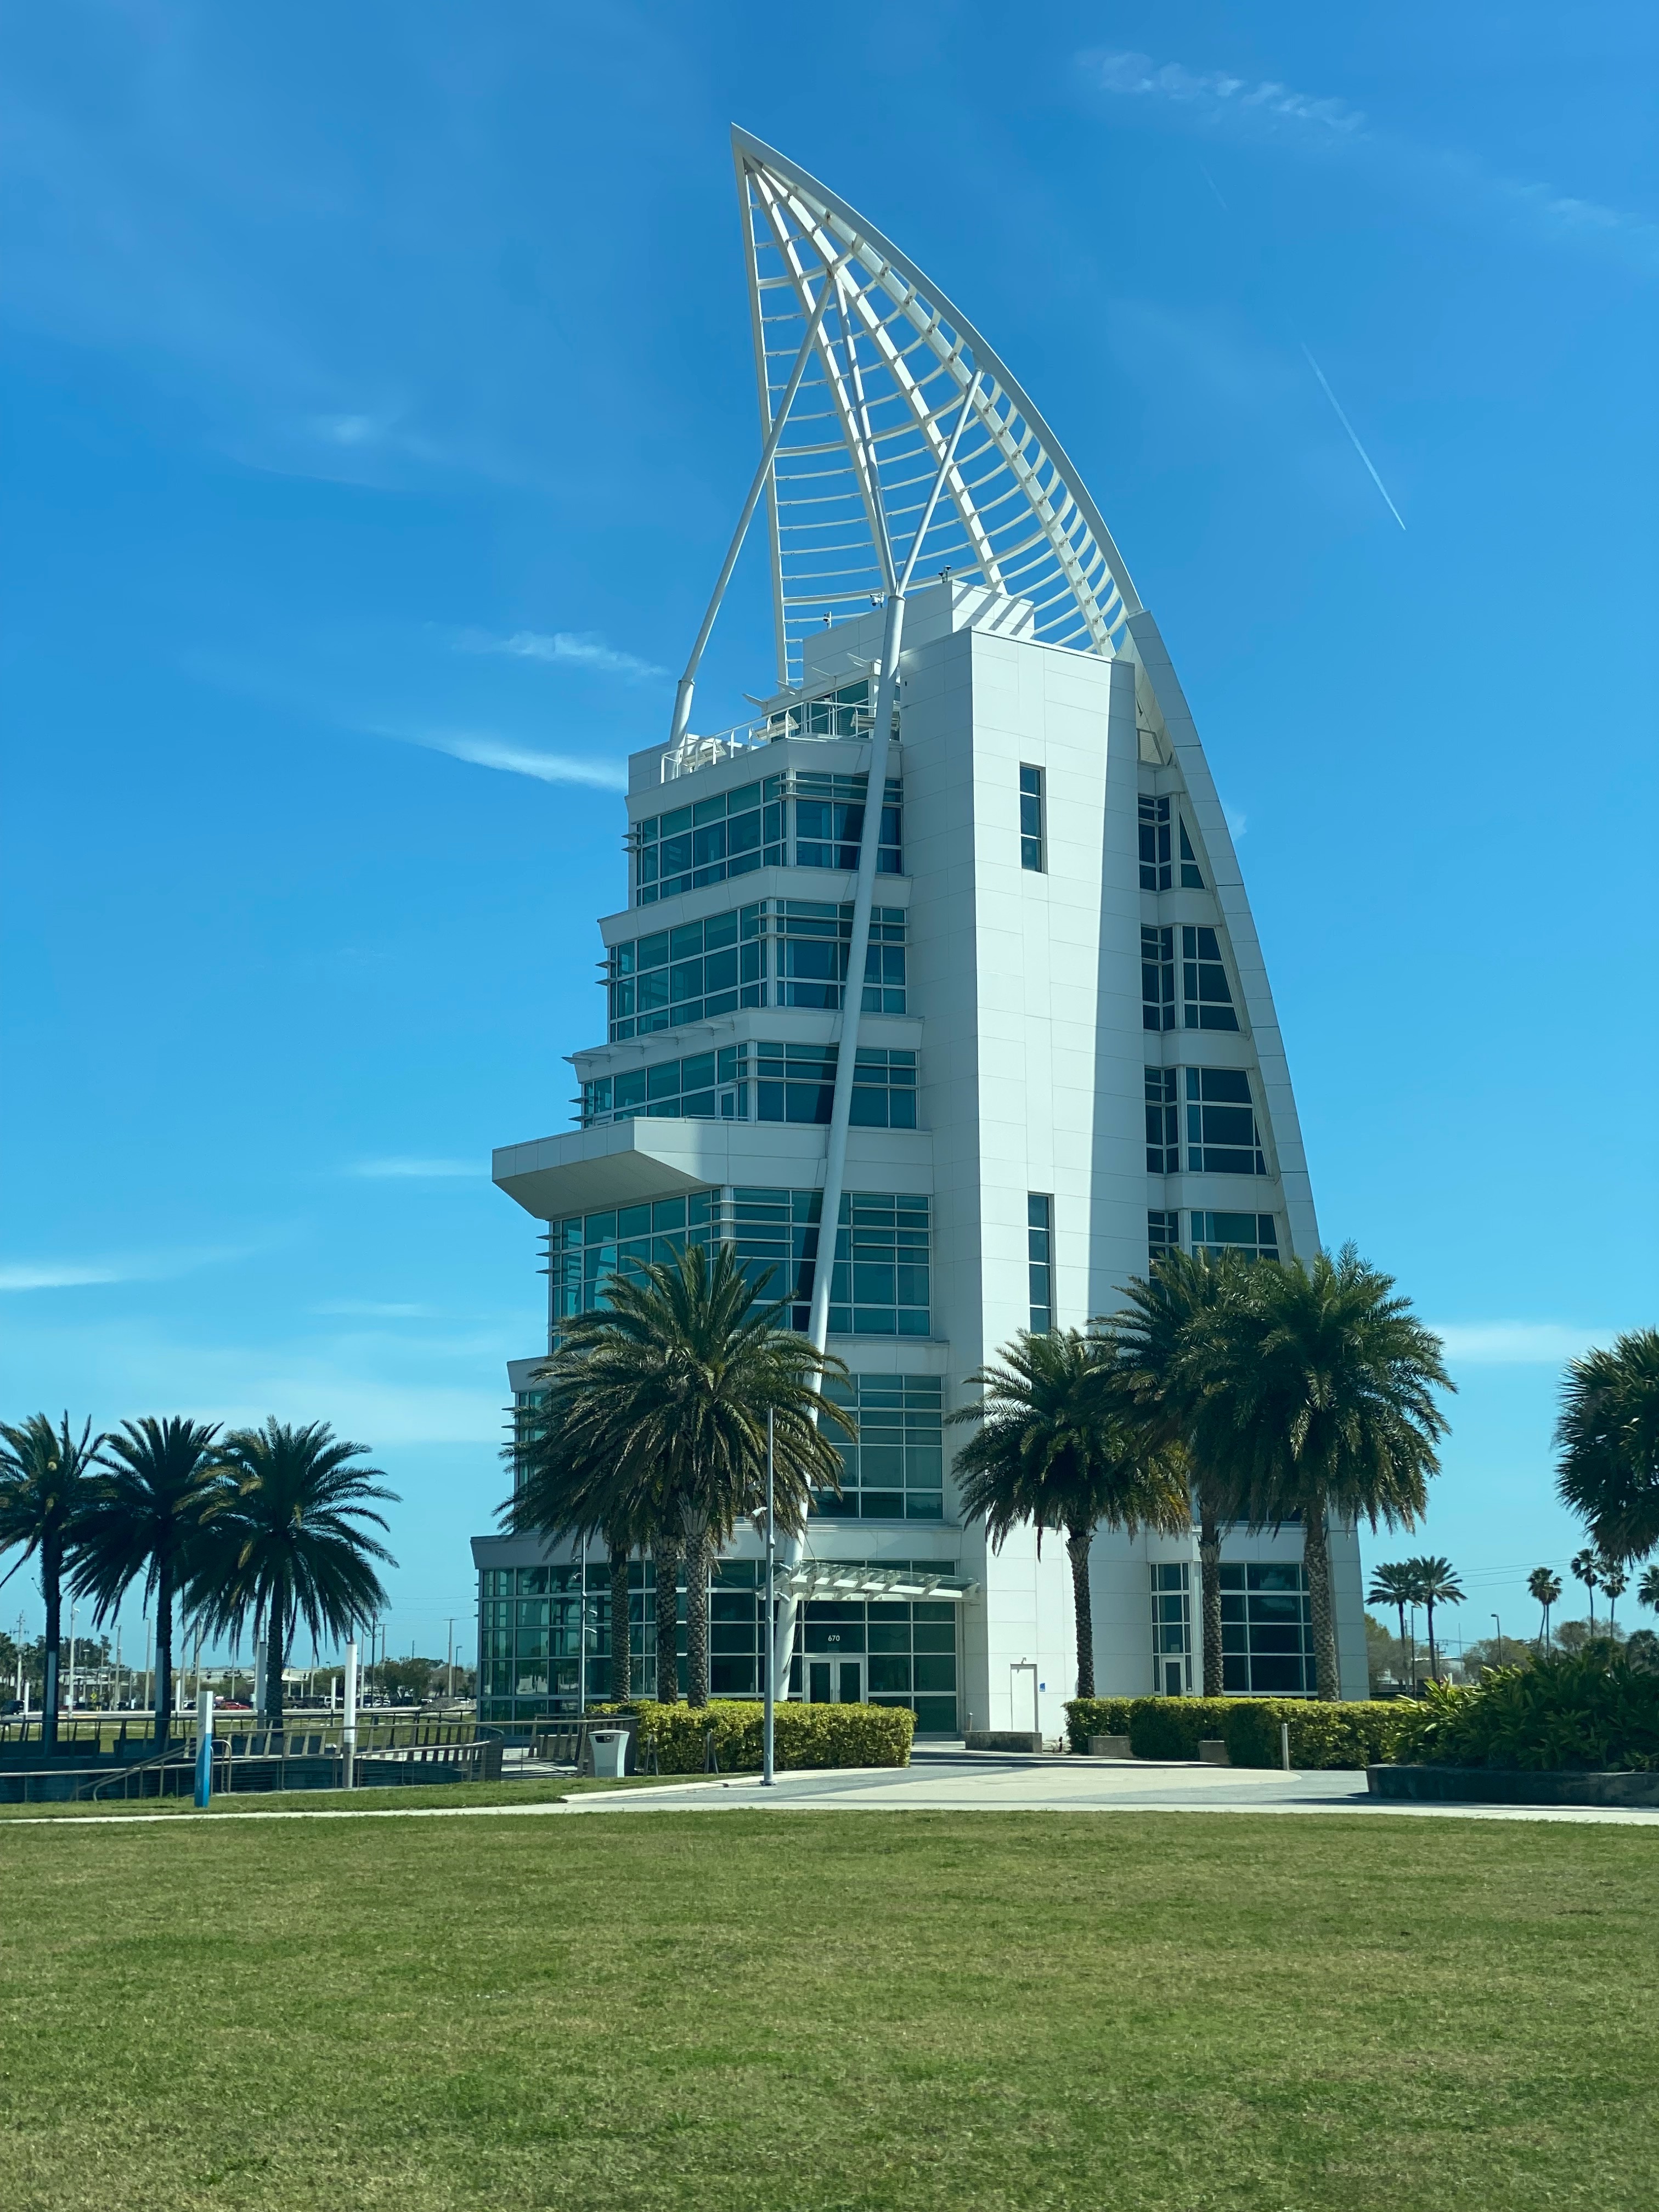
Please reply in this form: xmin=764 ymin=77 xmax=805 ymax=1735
xmin=1367 ymin=1561 xmax=1420 ymax=1685
xmin=1528 ymin=1566 xmax=1563 ymax=1650
xmin=72 ymin=1417 xmax=222 ymax=1748
xmin=188 ymin=1420 xmax=396 ymax=1727
xmin=950 ymin=1329 xmax=1189 ymax=1700
xmin=1108 ymin=1249 xmax=1253 ymax=1696
xmin=1600 ymin=1559 xmax=1628 ymax=1629
xmin=1570 ymin=1547 xmax=1601 ymax=1632
xmin=1640 ymin=1563 xmax=1659 ymax=1617
xmin=0 ymin=1415 xmax=105 ymax=1750
xmin=514 ymin=1242 xmax=851 ymax=1708
xmin=1555 ymin=1328 xmax=1659 ymax=1566
xmin=1401 ymin=1555 xmax=1463 ymax=1679
xmin=1177 ymin=1246 xmax=1452 ymax=1701
xmin=504 ymin=1390 xmax=653 ymax=1704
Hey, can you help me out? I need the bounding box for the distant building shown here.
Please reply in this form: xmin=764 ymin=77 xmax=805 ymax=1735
xmin=472 ymin=131 xmax=1367 ymax=1733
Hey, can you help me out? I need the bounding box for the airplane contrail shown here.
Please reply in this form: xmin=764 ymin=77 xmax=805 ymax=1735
xmin=1300 ymin=345 xmax=1407 ymax=530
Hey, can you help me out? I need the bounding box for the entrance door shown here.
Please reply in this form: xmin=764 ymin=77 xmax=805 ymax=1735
xmin=807 ymin=1657 xmax=864 ymax=1704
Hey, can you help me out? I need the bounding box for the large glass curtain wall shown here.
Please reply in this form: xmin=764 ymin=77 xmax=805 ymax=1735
xmin=632 ymin=764 xmax=901 ymax=904
xmin=478 ymin=1556 xmax=959 ymax=1731
xmin=580 ymin=1043 xmax=916 ymax=1130
xmin=607 ymin=901 xmax=906 ymax=1040
xmin=546 ymin=1188 xmax=930 ymax=1338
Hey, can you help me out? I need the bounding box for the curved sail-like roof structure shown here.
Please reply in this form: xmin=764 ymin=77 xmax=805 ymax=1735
xmin=734 ymin=127 xmax=1143 ymax=692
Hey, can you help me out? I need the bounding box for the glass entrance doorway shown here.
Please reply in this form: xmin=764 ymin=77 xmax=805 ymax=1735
xmin=807 ymin=1656 xmax=864 ymax=1704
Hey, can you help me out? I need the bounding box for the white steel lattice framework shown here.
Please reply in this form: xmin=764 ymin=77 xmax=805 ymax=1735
xmin=733 ymin=127 xmax=1143 ymax=692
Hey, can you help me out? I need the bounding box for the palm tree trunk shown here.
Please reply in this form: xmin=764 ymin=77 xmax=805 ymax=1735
xmin=266 ymin=1602 xmax=285 ymax=1728
xmin=1425 ymin=1599 xmax=1438 ymax=1681
xmin=1302 ymin=1505 xmax=1340 ymax=1702
xmin=608 ymin=1545 xmax=632 ymax=1704
xmin=653 ymin=1537 xmax=681 ymax=1703
xmin=1198 ymin=1505 xmax=1223 ymax=1698
xmin=684 ymin=1524 xmax=713 ymax=1709
xmin=1066 ymin=1525 xmax=1096 ymax=1700
xmin=153 ymin=1562 xmax=173 ymax=1750
xmin=41 ymin=1542 xmax=60 ymax=1754
xmin=1395 ymin=1602 xmax=1410 ymax=1684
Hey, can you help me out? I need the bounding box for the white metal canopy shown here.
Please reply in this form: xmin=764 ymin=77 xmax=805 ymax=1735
xmin=773 ymin=1565 xmax=979 ymax=1604
xmin=732 ymin=126 xmax=1143 ymax=693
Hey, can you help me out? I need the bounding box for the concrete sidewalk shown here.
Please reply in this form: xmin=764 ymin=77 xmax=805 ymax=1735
xmin=562 ymin=1753 xmax=1659 ymax=1827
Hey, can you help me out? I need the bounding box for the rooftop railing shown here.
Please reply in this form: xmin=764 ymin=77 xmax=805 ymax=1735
xmin=661 ymin=692 xmax=885 ymax=781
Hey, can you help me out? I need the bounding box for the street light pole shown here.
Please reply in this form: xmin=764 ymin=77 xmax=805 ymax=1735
xmin=1491 ymin=1612 xmax=1502 ymax=1666
xmin=763 ymin=1408 xmax=776 ymax=1788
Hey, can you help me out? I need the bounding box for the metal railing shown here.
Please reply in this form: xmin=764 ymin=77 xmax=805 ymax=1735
xmin=661 ymin=697 xmax=887 ymax=782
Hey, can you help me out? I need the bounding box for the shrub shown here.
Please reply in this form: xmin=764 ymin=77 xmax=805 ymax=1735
xmin=616 ymin=1699 xmax=914 ymax=1775
xmin=1063 ymin=1694 xmax=1417 ymax=1768
xmin=1063 ymin=1699 xmax=1134 ymax=1751
xmin=1401 ymin=1646 xmax=1659 ymax=1773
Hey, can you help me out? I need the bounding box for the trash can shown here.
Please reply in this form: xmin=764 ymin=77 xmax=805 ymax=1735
xmin=588 ymin=1728 xmax=628 ymax=1779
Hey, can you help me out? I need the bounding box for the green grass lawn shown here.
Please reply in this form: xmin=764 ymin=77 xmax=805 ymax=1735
xmin=1 ymin=1810 xmax=1653 ymax=2210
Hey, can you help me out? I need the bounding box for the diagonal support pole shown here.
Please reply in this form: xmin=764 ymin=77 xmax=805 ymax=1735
xmin=770 ymin=373 xmax=983 ymax=1697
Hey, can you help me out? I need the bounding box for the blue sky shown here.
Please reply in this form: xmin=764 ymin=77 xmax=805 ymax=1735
xmin=2 ymin=2 xmax=1655 ymax=1667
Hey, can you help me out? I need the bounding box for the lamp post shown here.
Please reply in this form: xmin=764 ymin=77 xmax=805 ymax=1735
xmin=1491 ymin=1612 xmax=1502 ymax=1667
xmin=67 ymin=1601 xmax=77 ymax=1716
xmin=763 ymin=1408 xmax=776 ymax=1788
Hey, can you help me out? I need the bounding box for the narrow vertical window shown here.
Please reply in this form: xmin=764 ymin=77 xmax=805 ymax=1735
xmin=1019 ymin=765 xmax=1045 ymax=871
xmin=1148 ymin=1210 xmax=1182 ymax=1269
xmin=1138 ymin=795 xmax=1171 ymax=890
xmin=1141 ymin=926 xmax=1175 ymax=1031
xmin=1027 ymin=1194 xmax=1053 ymax=1331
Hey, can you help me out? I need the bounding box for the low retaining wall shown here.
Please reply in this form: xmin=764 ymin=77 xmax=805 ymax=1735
xmin=1369 ymin=1763 xmax=1659 ymax=1808
xmin=964 ymin=1730 xmax=1043 ymax=1754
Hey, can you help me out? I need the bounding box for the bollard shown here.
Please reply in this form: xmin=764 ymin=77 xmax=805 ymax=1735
xmin=1280 ymin=1720 xmax=1291 ymax=1773
xmin=194 ymin=1689 xmax=215 ymax=1808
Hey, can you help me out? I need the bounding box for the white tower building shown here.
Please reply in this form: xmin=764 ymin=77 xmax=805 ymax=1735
xmin=471 ymin=131 xmax=1368 ymax=1735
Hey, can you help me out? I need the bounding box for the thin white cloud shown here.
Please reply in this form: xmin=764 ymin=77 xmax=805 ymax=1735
xmin=0 ymin=1244 xmax=261 ymax=1293
xmin=1222 ymin=801 xmax=1248 ymax=840
xmin=377 ymin=723 xmax=630 ymax=792
xmin=454 ymin=628 xmax=668 ymax=682
xmin=311 ymin=1301 xmax=439 ymax=1319
xmin=0 ymin=1262 xmax=127 ymax=1292
xmin=1080 ymin=48 xmax=1659 ymax=272
xmin=351 ymin=1158 xmax=479 ymax=1181
xmin=1429 ymin=1322 xmax=1600 ymax=1366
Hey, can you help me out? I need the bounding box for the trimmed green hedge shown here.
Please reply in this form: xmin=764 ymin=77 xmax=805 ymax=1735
xmin=1064 ymin=1695 xmax=1417 ymax=1769
xmin=1402 ymin=1648 xmax=1659 ymax=1772
xmin=595 ymin=1700 xmax=915 ymax=1775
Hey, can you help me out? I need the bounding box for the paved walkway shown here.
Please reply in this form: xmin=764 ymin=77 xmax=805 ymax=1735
xmin=559 ymin=1752 xmax=1659 ymax=1827
xmin=7 ymin=1752 xmax=1654 ymax=1828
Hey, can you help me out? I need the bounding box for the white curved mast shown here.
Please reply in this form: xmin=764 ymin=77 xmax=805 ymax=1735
xmin=732 ymin=127 xmax=1142 ymax=692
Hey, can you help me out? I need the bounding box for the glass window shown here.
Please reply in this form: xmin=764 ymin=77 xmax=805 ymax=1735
xmin=815 ymin=1377 xmax=945 ymax=1522
xmin=606 ymin=902 xmax=905 ymax=1040
xmin=1145 ymin=1068 xmax=1178 ymax=1173
xmin=1220 ymin=1561 xmax=1316 ymax=1694
xmin=1149 ymin=1561 xmax=1192 ymax=1694
xmin=1019 ymin=765 xmax=1045 ymax=871
xmin=1182 ymin=925 xmax=1239 ymax=1031
xmin=1027 ymin=1194 xmax=1053 ymax=1333
xmin=580 ymin=1042 xmax=917 ymax=1131
xmin=1148 ymin=1210 xmax=1181 ymax=1269
xmin=1190 ymin=1211 xmax=1280 ymax=1264
xmin=548 ymin=1188 xmax=932 ymax=1339
xmin=1142 ymin=926 xmax=1175 ymax=1032
xmin=1180 ymin=818 xmax=1205 ymax=889
xmin=631 ymin=748 xmax=900 ymax=904
xmin=1139 ymin=794 xmax=1171 ymax=891
xmin=1184 ymin=1069 xmax=1267 ymax=1175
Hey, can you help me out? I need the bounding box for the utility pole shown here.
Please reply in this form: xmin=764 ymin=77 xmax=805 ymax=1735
xmin=445 ymin=1620 xmax=455 ymax=1702
xmin=67 ymin=1601 xmax=77 ymax=1716
xmin=763 ymin=1408 xmax=776 ymax=1788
